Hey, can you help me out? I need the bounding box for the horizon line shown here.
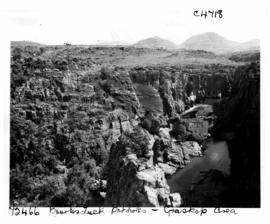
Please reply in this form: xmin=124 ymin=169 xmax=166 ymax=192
xmin=10 ymin=31 xmax=260 ymax=46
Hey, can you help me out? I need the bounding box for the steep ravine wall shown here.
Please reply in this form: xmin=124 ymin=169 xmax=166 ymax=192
xmin=183 ymin=62 xmax=260 ymax=207
xmin=129 ymin=65 xmax=234 ymax=116
xmin=104 ymin=65 xmax=236 ymax=207
xmin=212 ymin=62 xmax=260 ymax=207
xmin=10 ymin=53 xmax=238 ymax=206
xmin=105 ymin=63 xmax=260 ymax=207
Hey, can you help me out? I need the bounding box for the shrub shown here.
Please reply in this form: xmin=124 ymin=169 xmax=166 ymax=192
xmin=121 ymin=126 xmax=150 ymax=157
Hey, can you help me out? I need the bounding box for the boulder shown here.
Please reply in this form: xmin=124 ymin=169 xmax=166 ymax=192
xmin=180 ymin=141 xmax=202 ymax=157
xmin=172 ymin=117 xmax=210 ymax=142
xmin=158 ymin=163 xmax=177 ymax=175
xmin=169 ymin=193 xmax=182 ymax=207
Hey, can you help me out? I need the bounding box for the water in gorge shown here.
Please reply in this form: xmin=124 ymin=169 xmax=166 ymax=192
xmin=168 ymin=141 xmax=231 ymax=200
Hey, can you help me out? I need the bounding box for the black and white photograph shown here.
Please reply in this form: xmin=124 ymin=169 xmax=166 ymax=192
xmin=1 ymin=0 xmax=270 ymax=221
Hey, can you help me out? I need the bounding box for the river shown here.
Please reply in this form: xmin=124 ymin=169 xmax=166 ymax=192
xmin=168 ymin=141 xmax=231 ymax=196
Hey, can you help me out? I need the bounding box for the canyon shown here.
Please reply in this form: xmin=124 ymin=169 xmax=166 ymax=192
xmin=10 ymin=43 xmax=260 ymax=207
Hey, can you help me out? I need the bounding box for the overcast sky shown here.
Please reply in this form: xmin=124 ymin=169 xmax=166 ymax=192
xmin=1 ymin=0 xmax=266 ymax=45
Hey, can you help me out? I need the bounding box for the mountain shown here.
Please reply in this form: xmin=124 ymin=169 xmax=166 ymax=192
xmin=133 ymin=36 xmax=177 ymax=49
xmin=180 ymin=32 xmax=259 ymax=54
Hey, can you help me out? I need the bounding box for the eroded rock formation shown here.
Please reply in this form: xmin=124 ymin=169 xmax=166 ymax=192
xmin=105 ymin=127 xmax=181 ymax=207
xmin=11 ymin=44 xmax=258 ymax=207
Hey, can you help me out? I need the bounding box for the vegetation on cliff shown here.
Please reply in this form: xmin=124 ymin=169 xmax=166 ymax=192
xmin=10 ymin=43 xmax=259 ymax=207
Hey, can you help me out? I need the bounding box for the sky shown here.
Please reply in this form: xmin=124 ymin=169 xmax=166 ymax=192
xmin=0 ymin=0 xmax=267 ymax=45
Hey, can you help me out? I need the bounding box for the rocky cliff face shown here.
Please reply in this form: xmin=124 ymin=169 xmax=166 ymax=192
xmin=11 ymin=67 xmax=139 ymax=166
xmin=10 ymin=50 xmax=143 ymax=206
xmin=105 ymin=127 xmax=181 ymax=207
xmin=212 ymin=62 xmax=260 ymax=207
xmin=129 ymin=65 xmax=234 ymax=116
xmin=10 ymin=45 xmax=246 ymax=207
xmin=104 ymin=122 xmax=207 ymax=207
xmin=184 ymin=62 xmax=260 ymax=207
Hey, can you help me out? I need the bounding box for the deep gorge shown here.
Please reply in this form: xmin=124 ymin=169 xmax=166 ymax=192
xmin=10 ymin=45 xmax=260 ymax=207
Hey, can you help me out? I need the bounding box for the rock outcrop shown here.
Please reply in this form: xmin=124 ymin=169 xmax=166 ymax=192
xmin=105 ymin=127 xmax=181 ymax=207
xmin=153 ymin=137 xmax=202 ymax=174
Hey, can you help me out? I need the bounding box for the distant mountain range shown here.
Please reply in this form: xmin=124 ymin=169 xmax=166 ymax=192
xmin=132 ymin=32 xmax=259 ymax=54
xmin=133 ymin=36 xmax=177 ymax=50
xmin=12 ymin=32 xmax=260 ymax=54
xmin=180 ymin=32 xmax=259 ymax=54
